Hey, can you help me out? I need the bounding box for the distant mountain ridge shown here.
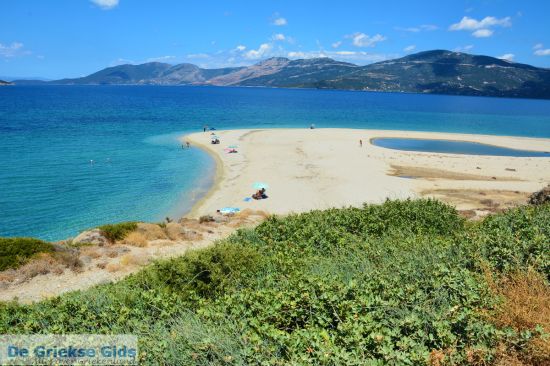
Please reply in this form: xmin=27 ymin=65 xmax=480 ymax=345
xmin=0 ymin=80 xmax=13 ymax=86
xmin=12 ymin=50 xmax=550 ymax=99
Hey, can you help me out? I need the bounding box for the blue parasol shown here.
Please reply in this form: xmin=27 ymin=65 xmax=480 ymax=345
xmin=252 ymin=182 xmax=269 ymax=190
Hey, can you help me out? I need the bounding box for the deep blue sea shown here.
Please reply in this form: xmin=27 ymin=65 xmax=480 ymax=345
xmin=1 ymin=85 xmax=550 ymax=240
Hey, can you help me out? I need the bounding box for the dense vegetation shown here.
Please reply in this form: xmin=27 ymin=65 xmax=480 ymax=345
xmin=0 ymin=237 xmax=54 ymax=271
xmin=98 ymin=221 xmax=137 ymax=242
xmin=1 ymin=200 xmax=548 ymax=365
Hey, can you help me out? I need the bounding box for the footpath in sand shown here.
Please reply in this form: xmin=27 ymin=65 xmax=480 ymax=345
xmin=185 ymin=128 xmax=550 ymax=217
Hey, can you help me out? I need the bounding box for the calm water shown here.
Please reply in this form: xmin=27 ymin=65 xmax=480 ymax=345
xmin=372 ymin=138 xmax=550 ymax=157
xmin=1 ymin=85 xmax=550 ymax=240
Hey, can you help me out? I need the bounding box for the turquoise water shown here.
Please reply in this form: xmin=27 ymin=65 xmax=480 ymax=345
xmin=1 ymin=85 xmax=550 ymax=240
xmin=372 ymin=138 xmax=550 ymax=157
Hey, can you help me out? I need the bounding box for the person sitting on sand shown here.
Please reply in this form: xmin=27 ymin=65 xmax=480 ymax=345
xmin=252 ymin=188 xmax=268 ymax=200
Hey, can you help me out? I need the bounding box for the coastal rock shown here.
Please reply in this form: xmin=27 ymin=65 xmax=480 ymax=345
xmin=72 ymin=229 xmax=109 ymax=246
xmin=528 ymin=185 xmax=550 ymax=205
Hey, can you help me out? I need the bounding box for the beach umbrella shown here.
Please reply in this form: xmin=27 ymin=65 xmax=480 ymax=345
xmin=252 ymin=182 xmax=269 ymax=190
xmin=228 ymin=145 xmax=238 ymax=148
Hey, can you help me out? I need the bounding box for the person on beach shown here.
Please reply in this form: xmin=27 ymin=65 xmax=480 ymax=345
xmin=252 ymin=188 xmax=267 ymax=200
xmin=359 ymin=139 xmax=363 ymax=147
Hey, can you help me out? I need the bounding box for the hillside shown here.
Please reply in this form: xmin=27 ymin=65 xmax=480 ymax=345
xmin=12 ymin=50 xmax=550 ymax=99
xmin=307 ymin=50 xmax=550 ymax=99
xmin=1 ymin=199 xmax=548 ymax=365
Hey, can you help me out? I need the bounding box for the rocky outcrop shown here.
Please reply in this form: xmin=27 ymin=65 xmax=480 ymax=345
xmin=72 ymin=229 xmax=109 ymax=246
xmin=528 ymin=185 xmax=550 ymax=205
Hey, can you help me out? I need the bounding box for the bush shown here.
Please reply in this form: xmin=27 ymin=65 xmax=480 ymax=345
xmin=98 ymin=222 xmax=137 ymax=242
xmin=0 ymin=200 xmax=548 ymax=365
xmin=0 ymin=237 xmax=54 ymax=271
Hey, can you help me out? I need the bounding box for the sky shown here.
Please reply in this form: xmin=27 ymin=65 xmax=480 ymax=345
xmin=1 ymin=0 xmax=550 ymax=79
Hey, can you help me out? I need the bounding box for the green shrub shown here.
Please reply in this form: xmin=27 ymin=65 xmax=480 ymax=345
xmin=1 ymin=200 xmax=547 ymax=365
xmin=98 ymin=222 xmax=137 ymax=242
xmin=0 ymin=237 xmax=54 ymax=271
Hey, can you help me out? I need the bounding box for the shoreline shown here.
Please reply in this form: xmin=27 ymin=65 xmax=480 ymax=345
xmin=182 ymin=135 xmax=226 ymax=218
xmin=184 ymin=128 xmax=550 ymax=217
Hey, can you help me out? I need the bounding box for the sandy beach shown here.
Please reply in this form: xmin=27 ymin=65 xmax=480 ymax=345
xmin=3 ymin=128 xmax=549 ymax=303
xmin=185 ymin=128 xmax=550 ymax=216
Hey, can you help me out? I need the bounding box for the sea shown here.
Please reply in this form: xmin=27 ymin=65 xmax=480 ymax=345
xmin=1 ymin=85 xmax=550 ymax=241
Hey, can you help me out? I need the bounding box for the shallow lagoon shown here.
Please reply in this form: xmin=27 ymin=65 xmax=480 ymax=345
xmin=371 ymin=138 xmax=550 ymax=157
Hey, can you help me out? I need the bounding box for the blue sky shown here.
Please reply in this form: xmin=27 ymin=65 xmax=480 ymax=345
xmin=1 ymin=0 xmax=550 ymax=79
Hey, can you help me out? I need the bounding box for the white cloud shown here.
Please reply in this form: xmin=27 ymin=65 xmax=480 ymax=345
xmin=449 ymin=16 xmax=511 ymax=31
xmin=472 ymin=29 xmax=493 ymax=38
xmin=235 ymin=45 xmax=246 ymax=52
xmin=286 ymin=49 xmax=393 ymax=64
xmin=185 ymin=54 xmax=210 ymax=59
xmin=533 ymin=43 xmax=543 ymax=50
xmin=535 ymin=48 xmax=550 ymax=56
xmin=453 ymin=45 xmax=474 ymax=53
xmin=498 ymin=53 xmax=514 ymax=61
xmin=272 ymin=33 xmax=286 ymax=41
xmin=349 ymin=33 xmax=386 ymax=48
xmin=404 ymin=45 xmax=416 ymax=52
xmin=273 ymin=17 xmax=287 ymax=26
xmin=146 ymin=55 xmax=176 ymax=62
xmin=0 ymin=42 xmax=29 ymax=58
xmin=332 ymin=41 xmax=342 ymax=49
xmin=90 ymin=0 xmax=119 ymax=10
xmin=449 ymin=16 xmax=510 ymax=37
xmin=287 ymin=51 xmax=306 ymax=58
xmin=396 ymin=24 xmax=438 ymax=32
xmin=244 ymin=43 xmax=273 ymax=59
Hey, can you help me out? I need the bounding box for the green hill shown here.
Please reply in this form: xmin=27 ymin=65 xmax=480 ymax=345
xmin=1 ymin=199 xmax=548 ymax=365
xmin=305 ymin=50 xmax=550 ymax=99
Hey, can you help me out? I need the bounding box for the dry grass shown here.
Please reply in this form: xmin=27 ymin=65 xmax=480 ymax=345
xmin=487 ymin=269 xmax=550 ymax=365
xmin=136 ymin=223 xmax=168 ymax=240
xmin=421 ymin=188 xmax=528 ymax=212
xmin=0 ymin=270 xmax=16 ymax=283
xmin=495 ymin=270 xmax=550 ymax=332
xmin=105 ymin=263 xmax=121 ymax=272
xmin=165 ymin=222 xmax=185 ymax=240
xmin=0 ymin=250 xmax=83 ymax=284
xmin=123 ymin=232 xmax=148 ymax=247
xmin=106 ymin=250 xmax=119 ymax=258
xmin=81 ymin=247 xmax=102 ymax=259
xmin=119 ymin=254 xmax=149 ymax=267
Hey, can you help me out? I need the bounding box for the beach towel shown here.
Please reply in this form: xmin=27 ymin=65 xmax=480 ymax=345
xmin=220 ymin=207 xmax=240 ymax=214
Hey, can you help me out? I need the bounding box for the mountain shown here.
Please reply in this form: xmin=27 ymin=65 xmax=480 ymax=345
xmin=52 ymin=62 xmax=245 ymax=85
xmin=12 ymin=50 xmax=550 ymax=99
xmin=210 ymin=57 xmax=359 ymax=87
xmin=304 ymin=50 xmax=550 ymax=99
xmin=0 ymin=80 xmax=13 ymax=86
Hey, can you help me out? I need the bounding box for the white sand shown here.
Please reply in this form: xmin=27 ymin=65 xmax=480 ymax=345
xmin=185 ymin=128 xmax=550 ymax=215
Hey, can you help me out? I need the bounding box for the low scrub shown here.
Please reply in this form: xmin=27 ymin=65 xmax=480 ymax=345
xmin=98 ymin=222 xmax=137 ymax=242
xmin=0 ymin=199 xmax=548 ymax=365
xmin=0 ymin=237 xmax=54 ymax=271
